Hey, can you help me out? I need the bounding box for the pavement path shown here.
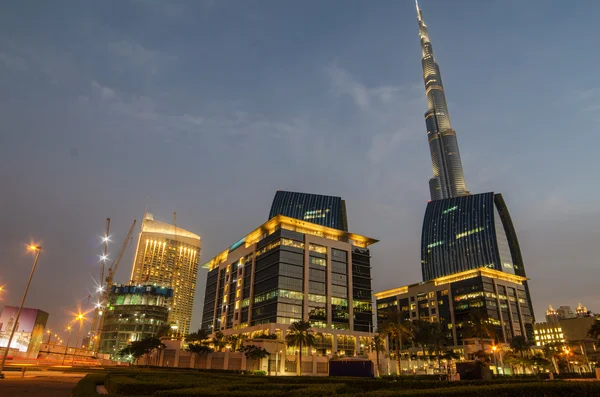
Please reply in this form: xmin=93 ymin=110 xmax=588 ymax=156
xmin=0 ymin=372 xmax=85 ymax=397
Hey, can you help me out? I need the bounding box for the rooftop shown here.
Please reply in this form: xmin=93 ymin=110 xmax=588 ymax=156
xmin=142 ymin=212 xmax=201 ymax=241
xmin=202 ymin=214 xmax=377 ymax=270
xmin=374 ymin=267 xmax=528 ymax=300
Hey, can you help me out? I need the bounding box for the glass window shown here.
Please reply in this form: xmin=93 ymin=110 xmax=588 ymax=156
xmin=310 ymin=256 xmax=327 ymax=267
xmin=331 ymin=249 xmax=347 ymax=262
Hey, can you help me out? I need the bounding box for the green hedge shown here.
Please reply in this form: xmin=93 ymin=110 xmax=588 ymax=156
xmin=71 ymin=373 xmax=106 ymax=397
xmin=355 ymin=382 xmax=600 ymax=397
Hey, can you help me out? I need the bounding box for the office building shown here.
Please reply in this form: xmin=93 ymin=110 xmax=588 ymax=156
xmin=375 ymin=267 xmax=534 ymax=346
xmin=420 ymin=192 xmax=534 ymax=319
xmin=416 ymin=2 xmax=468 ymax=200
xmin=130 ymin=213 xmax=201 ymax=335
xmin=201 ymin=214 xmax=377 ymax=356
xmin=269 ymin=190 xmax=348 ymax=231
xmin=98 ymin=284 xmax=173 ymax=356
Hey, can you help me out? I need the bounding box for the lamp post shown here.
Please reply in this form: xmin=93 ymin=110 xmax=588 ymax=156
xmin=72 ymin=314 xmax=85 ymax=365
xmin=62 ymin=326 xmax=73 ymax=365
xmin=491 ymin=345 xmax=498 ymax=374
xmin=0 ymin=245 xmax=42 ymax=379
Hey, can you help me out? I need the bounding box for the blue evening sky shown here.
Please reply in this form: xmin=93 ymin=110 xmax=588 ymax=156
xmin=1 ymin=0 xmax=599 ymax=336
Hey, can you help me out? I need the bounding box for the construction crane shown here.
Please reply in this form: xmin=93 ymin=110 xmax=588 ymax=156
xmin=92 ymin=219 xmax=137 ymax=353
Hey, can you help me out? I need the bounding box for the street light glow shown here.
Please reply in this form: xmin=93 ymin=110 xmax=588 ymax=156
xmin=102 ymin=236 xmax=110 ymax=243
xmin=100 ymin=255 xmax=108 ymax=261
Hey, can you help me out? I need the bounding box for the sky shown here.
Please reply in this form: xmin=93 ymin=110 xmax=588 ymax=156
xmin=1 ymin=0 xmax=600 ymax=341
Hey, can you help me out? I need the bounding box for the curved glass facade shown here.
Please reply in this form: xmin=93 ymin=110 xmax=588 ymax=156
xmin=421 ymin=192 xmax=534 ymax=319
xmin=417 ymin=4 xmax=468 ymax=200
xmin=269 ymin=190 xmax=348 ymax=231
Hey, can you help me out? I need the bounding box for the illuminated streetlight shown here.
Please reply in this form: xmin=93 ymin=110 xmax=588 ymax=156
xmin=62 ymin=326 xmax=73 ymax=365
xmin=72 ymin=315 xmax=85 ymax=365
xmin=0 ymin=245 xmax=42 ymax=379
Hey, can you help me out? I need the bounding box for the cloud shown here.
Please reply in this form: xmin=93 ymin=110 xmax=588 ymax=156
xmin=0 ymin=52 xmax=28 ymax=71
xmin=91 ymin=80 xmax=117 ymax=100
xmin=327 ymin=63 xmax=423 ymax=165
xmin=107 ymin=40 xmax=177 ymax=74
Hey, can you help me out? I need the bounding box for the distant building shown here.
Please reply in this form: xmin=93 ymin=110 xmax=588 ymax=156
xmin=534 ymin=316 xmax=600 ymax=369
xmin=375 ymin=267 xmax=534 ymax=346
xmin=576 ymin=303 xmax=590 ymax=318
xmin=130 ymin=213 xmax=201 ymax=335
xmin=421 ymin=192 xmax=534 ymax=320
xmin=201 ymin=214 xmax=377 ymax=356
xmin=269 ymin=191 xmax=348 ymax=231
xmin=98 ymin=284 xmax=173 ymax=356
xmin=0 ymin=306 xmax=48 ymax=358
xmin=556 ymin=306 xmax=576 ymax=320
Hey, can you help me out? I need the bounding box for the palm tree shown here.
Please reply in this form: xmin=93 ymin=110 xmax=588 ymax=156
xmin=466 ymin=311 xmax=495 ymax=357
xmin=426 ymin=323 xmax=447 ymax=371
xmin=542 ymin=342 xmax=563 ymax=373
xmin=212 ymin=331 xmax=227 ymax=351
xmin=371 ymin=333 xmax=385 ymax=377
xmin=379 ymin=307 xmax=414 ymax=375
xmin=285 ymin=320 xmax=315 ymax=376
xmin=510 ymin=335 xmax=533 ymax=374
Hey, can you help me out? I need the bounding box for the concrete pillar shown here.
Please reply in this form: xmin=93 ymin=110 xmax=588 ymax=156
xmin=312 ymin=353 xmax=317 ymax=375
xmin=241 ymin=353 xmax=247 ymax=371
xmin=206 ymin=352 xmax=212 ymax=370
xmin=174 ymin=343 xmax=181 ymax=367
xmin=224 ymin=350 xmax=230 ymax=370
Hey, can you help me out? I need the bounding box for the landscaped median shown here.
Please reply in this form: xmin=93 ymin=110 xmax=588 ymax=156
xmin=72 ymin=369 xmax=600 ymax=397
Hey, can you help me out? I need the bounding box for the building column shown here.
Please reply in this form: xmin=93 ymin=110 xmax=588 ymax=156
xmin=174 ymin=343 xmax=181 ymax=367
xmin=493 ymin=279 xmax=508 ymax=343
xmin=224 ymin=350 xmax=230 ymax=370
xmin=303 ymin=236 xmax=310 ymax=321
xmin=312 ymin=352 xmax=317 ymax=375
xmin=447 ymin=286 xmax=458 ymax=346
xmin=326 ymin=246 xmax=333 ymax=328
xmin=347 ymin=251 xmax=354 ymax=331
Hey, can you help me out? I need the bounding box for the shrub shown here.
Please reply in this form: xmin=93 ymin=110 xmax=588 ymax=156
xmin=355 ymin=382 xmax=600 ymax=397
xmin=253 ymin=370 xmax=267 ymax=376
xmin=71 ymin=373 xmax=106 ymax=397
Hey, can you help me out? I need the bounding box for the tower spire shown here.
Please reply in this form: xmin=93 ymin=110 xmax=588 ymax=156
xmin=416 ymin=2 xmax=468 ymax=200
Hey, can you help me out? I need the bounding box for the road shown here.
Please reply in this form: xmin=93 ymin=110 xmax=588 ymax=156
xmin=0 ymin=372 xmax=85 ymax=397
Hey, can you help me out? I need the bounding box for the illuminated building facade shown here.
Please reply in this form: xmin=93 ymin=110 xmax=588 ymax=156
xmin=98 ymin=284 xmax=173 ymax=356
xmin=420 ymin=192 xmax=534 ymax=319
xmin=130 ymin=213 xmax=201 ymax=335
xmin=201 ymin=215 xmax=377 ymax=356
xmin=375 ymin=267 xmax=534 ymax=345
xmin=416 ymin=2 xmax=468 ymax=200
xmin=269 ymin=191 xmax=348 ymax=231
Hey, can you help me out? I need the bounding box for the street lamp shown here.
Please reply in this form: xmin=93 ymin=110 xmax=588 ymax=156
xmin=0 ymin=245 xmax=42 ymax=379
xmin=491 ymin=345 xmax=498 ymax=373
xmin=72 ymin=314 xmax=85 ymax=365
xmin=62 ymin=326 xmax=73 ymax=365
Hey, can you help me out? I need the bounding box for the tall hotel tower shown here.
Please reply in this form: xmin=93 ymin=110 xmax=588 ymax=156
xmin=130 ymin=213 xmax=201 ymax=335
xmin=417 ymin=1 xmax=468 ymax=201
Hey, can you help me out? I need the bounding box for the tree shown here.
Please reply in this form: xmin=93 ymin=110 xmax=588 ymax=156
xmin=119 ymin=337 xmax=165 ymax=366
xmin=509 ymin=336 xmax=533 ymax=374
xmin=466 ymin=311 xmax=496 ymax=355
xmin=241 ymin=345 xmax=270 ymax=371
xmin=155 ymin=324 xmax=172 ymax=338
xmin=187 ymin=343 xmax=213 ymax=368
xmin=371 ymin=333 xmax=385 ymax=377
xmin=426 ymin=323 xmax=448 ymax=370
xmin=379 ymin=307 xmax=414 ymax=375
xmin=285 ymin=320 xmax=316 ymax=376
xmin=212 ymin=331 xmax=227 ymax=352
xmin=587 ymin=320 xmax=600 ymax=341
xmin=186 ymin=329 xmax=210 ymax=344
xmin=527 ymin=353 xmax=551 ymax=374
xmin=226 ymin=334 xmax=246 ymax=351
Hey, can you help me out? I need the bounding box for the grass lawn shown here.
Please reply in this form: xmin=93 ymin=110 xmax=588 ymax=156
xmin=72 ymin=368 xmax=600 ymax=397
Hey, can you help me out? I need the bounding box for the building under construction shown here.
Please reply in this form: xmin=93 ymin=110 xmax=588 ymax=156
xmin=129 ymin=213 xmax=201 ymax=336
xmin=97 ymin=284 xmax=173 ymax=356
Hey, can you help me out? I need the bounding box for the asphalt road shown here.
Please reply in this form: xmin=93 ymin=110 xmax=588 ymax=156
xmin=0 ymin=375 xmax=83 ymax=397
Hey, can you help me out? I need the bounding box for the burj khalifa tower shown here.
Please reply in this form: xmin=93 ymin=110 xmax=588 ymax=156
xmin=416 ymin=1 xmax=469 ymax=201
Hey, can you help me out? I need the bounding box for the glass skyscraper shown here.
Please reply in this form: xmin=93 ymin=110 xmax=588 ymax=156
xmin=421 ymin=192 xmax=534 ymax=320
xmin=269 ymin=190 xmax=348 ymax=231
xmin=416 ymin=2 xmax=468 ymax=201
